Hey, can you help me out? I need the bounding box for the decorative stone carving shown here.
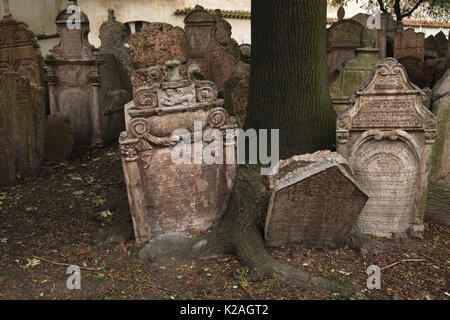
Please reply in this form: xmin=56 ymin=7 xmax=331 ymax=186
xmin=120 ymin=61 xmax=237 ymax=244
xmin=223 ymin=59 xmax=250 ymax=128
xmin=184 ymin=5 xmax=216 ymax=66
xmin=0 ymin=72 xmax=46 ymax=184
xmin=337 ymin=58 xmax=438 ymax=237
xmin=264 ymin=151 xmax=368 ymax=248
xmin=330 ymin=46 xmax=380 ymax=115
xmin=0 ymin=13 xmax=44 ymax=86
xmin=45 ymin=3 xmax=126 ymax=146
xmin=395 ymin=28 xmax=424 ymax=61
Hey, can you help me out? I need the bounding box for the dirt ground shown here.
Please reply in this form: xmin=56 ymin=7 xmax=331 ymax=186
xmin=0 ymin=143 xmax=448 ymax=300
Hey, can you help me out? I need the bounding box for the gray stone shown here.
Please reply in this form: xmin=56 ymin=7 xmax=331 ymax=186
xmin=264 ymin=151 xmax=368 ymax=248
xmin=337 ymin=58 xmax=438 ymax=237
xmin=433 ymin=69 xmax=450 ymax=99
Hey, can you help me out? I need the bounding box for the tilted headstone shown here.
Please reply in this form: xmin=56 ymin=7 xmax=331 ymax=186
xmin=44 ymin=113 xmax=74 ymax=161
xmin=394 ymin=28 xmax=424 ymax=61
xmin=0 ymin=13 xmax=44 ymax=86
xmin=264 ymin=151 xmax=368 ymax=248
xmin=0 ymin=72 xmax=46 ymax=184
xmin=330 ymin=46 xmax=380 ymax=115
xmin=121 ymin=24 xmax=237 ymax=244
xmin=337 ymin=58 xmax=438 ymax=237
xmin=46 ymin=3 xmax=126 ymax=146
xmin=327 ymin=8 xmax=364 ymax=76
xmin=201 ymin=10 xmax=240 ymax=91
xmin=184 ymin=5 xmax=216 ymax=66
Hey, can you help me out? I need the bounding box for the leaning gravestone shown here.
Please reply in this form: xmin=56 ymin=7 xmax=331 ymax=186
xmin=264 ymin=151 xmax=368 ymax=248
xmin=326 ymin=8 xmax=364 ymax=76
xmin=337 ymin=58 xmax=438 ymax=237
xmin=0 ymin=13 xmax=44 ymax=86
xmin=0 ymin=72 xmax=46 ymax=184
xmin=184 ymin=5 xmax=216 ymax=66
xmin=46 ymin=3 xmax=126 ymax=146
xmin=120 ymin=23 xmax=237 ymax=244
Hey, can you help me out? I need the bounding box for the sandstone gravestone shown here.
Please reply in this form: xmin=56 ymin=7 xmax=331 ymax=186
xmin=46 ymin=3 xmax=126 ymax=146
xmin=223 ymin=59 xmax=250 ymax=127
xmin=98 ymin=9 xmax=132 ymax=95
xmin=120 ymin=61 xmax=237 ymax=244
xmin=201 ymin=10 xmax=240 ymax=91
xmin=397 ymin=56 xmax=428 ymax=88
xmin=0 ymin=13 xmax=43 ymax=86
xmin=44 ymin=113 xmax=74 ymax=161
xmin=264 ymin=151 xmax=368 ymax=248
xmin=330 ymin=46 xmax=380 ymax=115
xmin=337 ymin=58 xmax=438 ymax=237
xmin=394 ymin=28 xmax=425 ymax=61
xmin=0 ymin=72 xmax=46 ymax=184
xmin=327 ymin=8 xmax=364 ymax=76
xmin=184 ymin=5 xmax=216 ymax=66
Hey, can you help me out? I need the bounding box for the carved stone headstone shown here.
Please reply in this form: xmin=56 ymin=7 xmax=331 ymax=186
xmin=223 ymin=60 xmax=250 ymax=128
xmin=184 ymin=5 xmax=216 ymax=66
xmin=337 ymin=58 xmax=437 ymax=237
xmin=264 ymin=151 xmax=368 ymax=248
xmin=46 ymin=4 xmax=126 ymax=146
xmin=330 ymin=47 xmax=380 ymax=115
xmin=327 ymin=10 xmax=364 ymax=76
xmin=44 ymin=113 xmax=74 ymax=161
xmin=120 ymin=62 xmax=237 ymax=244
xmin=0 ymin=13 xmax=43 ymax=86
xmin=394 ymin=28 xmax=425 ymax=61
xmin=0 ymin=72 xmax=46 ymax=184
xmin=201 ymin=10 xmax=240 ymax=91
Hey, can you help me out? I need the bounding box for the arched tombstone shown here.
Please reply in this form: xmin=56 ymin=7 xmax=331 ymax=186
xmin=184 ymin=5 xmax=216 ymax=66
xmin=395 ymin=28 xmax=424 ymax=61
xmin=46 ymin=2 xmax=126 ymax=146
xmin=327 ymin=8 xmax=364 ymax=76
xmin=121 ymin=22 xmax=237 ymax=244
xmin=337 ymin=58 xmax=437 ymax=238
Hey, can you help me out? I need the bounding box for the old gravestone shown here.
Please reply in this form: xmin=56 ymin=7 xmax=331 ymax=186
xmin=0 ymin=13 xmax=44 ymax=87
xmin=44 ymin=113 xmax=74 ymax=161
xmin=184 ymin=5 xmax=216 ymax=66
xmin=394 ymin=28 xmax=425 ymax=61
xmin=121 ymin=24 xmax=237 ymax=244
xmin=264 ymin=151 xmax=368 ymax=248
xmin=337 ymin=58 xmax=438 ymax=237
xmin=329 ymin=32 xmax=380 ymax=115
xmin=0 ymin=72 xmax=46 ymax=184
xmin=46 ymin=2 xmax=126 ymax=146
xmin=327 ymin=8 xmax=364 ymax=76
xmin=201 ymin=9 xmax=240 ymax=91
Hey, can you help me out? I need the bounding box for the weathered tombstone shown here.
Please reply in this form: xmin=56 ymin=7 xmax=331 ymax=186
xmin=327 ymin=8 xmax=364 ymax=76
xmin=434 ymin=31 xmax=448 ymax=59
xmin=330 ymin=44 xmax=380 ymax=115
xmin=394 ymin=28 xmax=424 ymax=61
xmin=425 ymin=34 xmax=440 ymax=60
xmin=0 ymin=72 xmax=46 ymax=184
xmin=44 ymin=113 xmax=74 ymax=161
xmin=46 ymin=2 xmax=126 ymax=146
xmin=98 ymin=9 xmax=132 ymax=95
xmin=201 ymin=9 xmax=240 ymax=91
xmin=184 ymin=5 xmax=216 ymax=66
xmin=264 ymin=151 xmax=368 ymax=248
xmin=121 ymin=23 xmax=237 ymax=244
xmin=0 ymin=13 xmax=44 ymax=86
xmin=397 ymin=56 xmax=427 ymax=88
xmin=337 ymin=58 xmax=438 ymax=237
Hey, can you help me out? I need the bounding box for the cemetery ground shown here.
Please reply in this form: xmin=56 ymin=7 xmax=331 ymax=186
xmin=0 ymin=143 xmax=448 ymax=300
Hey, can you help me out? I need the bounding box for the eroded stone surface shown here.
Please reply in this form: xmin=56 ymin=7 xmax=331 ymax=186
xmin=337 ymin=58 xmax=437 ymax=237
xmin=265 ymin=151 xmax=368 ymax=248
xmin=223 ymin=60 xmax=250 ymax=127
xmin=120 ymin=62 xmax=237 ymax=244
xmin=0 ymin=72 xmax=45 ymax=184
xmin=394 ymin=28 xmax=424 ymax=61
xmin=44 ymin=113 xmax=74 ymax=161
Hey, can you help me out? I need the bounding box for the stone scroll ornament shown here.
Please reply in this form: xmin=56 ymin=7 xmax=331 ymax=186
xmin=120 ymin=61 xmax=237 ymax=244
xmin=336 ymin=58 xmax=438 ymax=238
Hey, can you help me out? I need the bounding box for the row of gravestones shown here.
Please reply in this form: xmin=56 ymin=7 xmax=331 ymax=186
xmin=327 ymin=7 xmax=449 ymax=116
xmin=0 ymin=3 xmax=250 ymax=185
